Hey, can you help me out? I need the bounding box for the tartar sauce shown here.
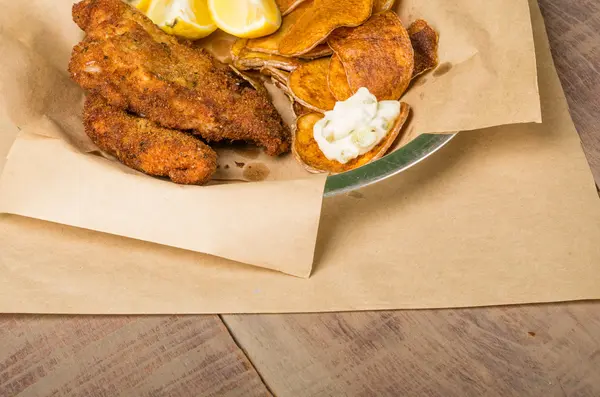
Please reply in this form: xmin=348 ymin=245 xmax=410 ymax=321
xmin=313 ymin=87 xmax=400 ymax=164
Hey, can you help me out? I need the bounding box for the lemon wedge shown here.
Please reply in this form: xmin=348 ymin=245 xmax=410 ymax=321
xmin=129 ymin=0 xmax=152 ymax=13
xmin=143 ymin=0 xmax=217 ymax=40
xmin=207 ymin=0 xmax=281 ymax=39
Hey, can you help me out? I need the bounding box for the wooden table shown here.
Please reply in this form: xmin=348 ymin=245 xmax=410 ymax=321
xmin=1 ymin=1 xmax=599 ymax=396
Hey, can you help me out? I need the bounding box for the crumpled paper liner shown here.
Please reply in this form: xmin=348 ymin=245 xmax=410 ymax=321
xmin=0 ymin=0 xmax=540 ymax=278
xmin=0 ymin=0 xmax=597 ymax=314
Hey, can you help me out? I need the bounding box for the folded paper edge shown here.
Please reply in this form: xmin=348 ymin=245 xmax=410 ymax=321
xmin=0 ymin=130 xmax=327 ymax=278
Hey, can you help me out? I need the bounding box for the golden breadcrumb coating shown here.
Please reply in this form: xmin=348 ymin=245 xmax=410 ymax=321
xmin=70 ymin=0 xmax=290 ymax=156
xmin=84 ymin=94 xmax=217 ymax=185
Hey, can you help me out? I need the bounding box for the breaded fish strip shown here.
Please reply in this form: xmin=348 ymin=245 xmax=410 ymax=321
xmin=69 ymin=0 xmax=290 ymax=156
xmin=84 ymin=94 xmax=217 ymax=185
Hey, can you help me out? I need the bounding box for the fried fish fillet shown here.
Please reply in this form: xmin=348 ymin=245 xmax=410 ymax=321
xmin=84 ymin=94 xmax=217 ymax=185
xmin=69 ymin=0 xmax=290 ymax=156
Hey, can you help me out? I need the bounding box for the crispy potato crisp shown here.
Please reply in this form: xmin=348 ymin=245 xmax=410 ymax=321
xmin=328 ymin=11 xmax=414 ymax=100
xmin=288 ymin=58 xmax=337 ymax=112
xmin=278 ymin=0 xmax=374 ymax=56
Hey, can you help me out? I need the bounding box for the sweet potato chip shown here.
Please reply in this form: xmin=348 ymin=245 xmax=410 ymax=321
xmin=328 ymin=11 xmax=414 ymax=100
xmin=261 ymin=66 xmax=290 ymax=85
xmin=409 ymin=19 xmax=440 ymax=78
xmin=287 ymin=58 xmax=337 ymax=112
xmin=293 ymin=103 xmax=410 ymax=173
xmin=232 ymin=38 xmax=308 ymax=72
xmin=230 ymin=38 xmax=247 ymax=60
xmin=297 ymin=44 xmax=333 ymax=59
xmin=229 ymin=66 xmax=267 ymax=93
xmin=246 ymin=2 xmax=332 ymax=60
xmin=327 ymin=54 xmax=352 ymax=101
xmin=292 ymin=102 xmax=312 ymax=117
xmin=276 ymin=0 xmax=308 ymax=16
xmin=278 ymin=0 xmax=374 ymax=56
xmin=246 ymin=1 xmax=313 ymax=54
xmin=235 ymin=49 xmax=303 ymax=71
xmin=372 ymin=0 xmax=395 ymax=13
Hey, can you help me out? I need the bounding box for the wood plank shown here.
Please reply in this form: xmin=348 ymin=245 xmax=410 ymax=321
xmin=0 ymin=315 xmax=271 ymax=397
xmin=539 ymin=0 xmax=600 ymax=184
xmin=1 ymin=0 xmax=598 ymax=396
xmin=224 ymin=303 xmax=600 ymax=396
xmin=223 ymin=0 xmax=600 ymax=395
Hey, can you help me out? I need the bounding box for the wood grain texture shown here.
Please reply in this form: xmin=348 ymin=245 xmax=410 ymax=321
xmin=1 ymin=0 xmax=599 ymax=396
xmin=0 ymin=315 xmax=270 ymax=397
xmin=224 ymin=303 xmax=600 ymax=396
xmin=539 ymin=0 xmax=600 ymax=184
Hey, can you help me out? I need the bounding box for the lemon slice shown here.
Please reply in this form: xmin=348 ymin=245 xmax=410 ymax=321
xmin=144 ymin=0 xmax=217 ymax=40
xmin=129 ymin=0 xmax=152 ymax=13
xmin=207 ymin=0 xmax=281 ymax=39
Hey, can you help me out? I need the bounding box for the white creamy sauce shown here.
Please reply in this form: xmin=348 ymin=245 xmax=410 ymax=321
xmin=313 ymin=88 xmax=400 ymax=164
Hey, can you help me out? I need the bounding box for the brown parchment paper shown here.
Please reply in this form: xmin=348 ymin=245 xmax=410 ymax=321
xmin=0 ymin=0 xmax=598 ymax=314
xmin=0 ymin=0 xmax=541 ymax=278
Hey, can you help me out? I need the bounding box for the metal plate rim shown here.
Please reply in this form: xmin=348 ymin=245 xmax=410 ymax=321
xmin=323 ymin=133 xmax=457 ymax=197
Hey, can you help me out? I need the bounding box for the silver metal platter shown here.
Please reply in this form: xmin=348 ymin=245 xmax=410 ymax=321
xmin=324 ymin=133 xmax=457 ymax=197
